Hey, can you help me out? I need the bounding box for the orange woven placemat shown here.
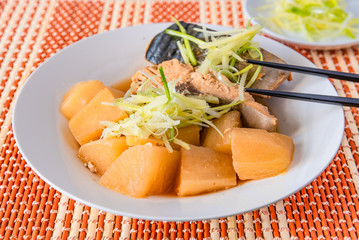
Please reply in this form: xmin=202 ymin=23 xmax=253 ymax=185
xmin=0 ymin=0 xmax=359 ymax=239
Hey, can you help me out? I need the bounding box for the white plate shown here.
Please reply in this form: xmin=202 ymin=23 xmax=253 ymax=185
xmin=13 ymin=23 xmax=344 ymax=221
xmin=243 ymin=0 xmax=359 ymax=49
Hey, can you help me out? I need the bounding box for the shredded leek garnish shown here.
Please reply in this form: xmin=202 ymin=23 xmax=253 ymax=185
xmin=261 ymin=0 xmax=359 ymax=41
xmin=165 ymin=25 xmax=262 ymax=75
xmin=166 ymin=24 xmax=262 ymax=76
xmin=165 ymin=22 xmax=263 ymax=107
xmin=238 ymin=71 xmax=248 ymax=101
xmin=173 ymin=18 xmax=198 ymax=66
xmin=197 ymin=25 xmax=263 ymax=95
xmin=176 ymin=41 xmax=190 ymax=64
xmin=165 ymin=29 xmax=205 ymax=45
xmin=194 ymin=27 xmax=246 ymax=36
xmin=101 ymin=71 xmax=242 ymax=152
xmin=241 ymin=46 xmax=263 ymax=88
xmin=159 ymin=66 xmax=171 ymax=102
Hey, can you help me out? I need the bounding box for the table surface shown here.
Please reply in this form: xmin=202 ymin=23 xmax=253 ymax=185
xmin=1 ymin=0 xmax=359 ymax=239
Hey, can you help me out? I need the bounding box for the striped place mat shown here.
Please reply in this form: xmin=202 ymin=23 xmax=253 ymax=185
xmin=0 ymin=0 xmax=359 ymax=239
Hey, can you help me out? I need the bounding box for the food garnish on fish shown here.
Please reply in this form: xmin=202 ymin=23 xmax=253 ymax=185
xmin=132 ymin=59 xmax=278 ymax=131
xmin=134 ymin=21 xmax=293 ymax=131
xmin=145 ymin=21 xmax=291 ymax=91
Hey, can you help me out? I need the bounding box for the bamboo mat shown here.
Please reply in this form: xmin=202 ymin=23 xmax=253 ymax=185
xmin=0 ymin=0 xmax=359 ymax=239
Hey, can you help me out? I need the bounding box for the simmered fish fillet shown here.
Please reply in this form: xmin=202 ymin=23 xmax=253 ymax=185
xmin=131 ymin=59 xmax=278 ymax=132
xmin=145 ymin=22 xmax=292 ymax=92
xmin=238 ymin=50 xmax=292 ymax=91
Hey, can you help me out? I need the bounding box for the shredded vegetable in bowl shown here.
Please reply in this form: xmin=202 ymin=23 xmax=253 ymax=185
xmin=101 ymin=67 xmax=242 ymax=152
xmin=165 ymin=19 xmax=263 ymax=102
xmin=258 ymin=0 xmax=359 ymax=41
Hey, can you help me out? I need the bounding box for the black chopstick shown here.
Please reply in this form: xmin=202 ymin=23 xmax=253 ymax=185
xmin=245 ymin=88 xmax=359 ymax=107
xmin=246 ymin=59 xmax=359 ymax=83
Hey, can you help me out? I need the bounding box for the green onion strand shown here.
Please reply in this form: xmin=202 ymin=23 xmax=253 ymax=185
xmin=165 ymin=29 xmax=206 ymax=45
xmin=169 ymin=127 xmax=175 ymax=142
xmin=159 ymin=66 xmax=171 ymax=103
xmin=173 ymin=18 xmax=198 ymax=66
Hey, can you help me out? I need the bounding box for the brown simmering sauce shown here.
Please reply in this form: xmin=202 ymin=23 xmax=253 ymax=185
xmin=111 ymin=78 xmax=132 ymax=93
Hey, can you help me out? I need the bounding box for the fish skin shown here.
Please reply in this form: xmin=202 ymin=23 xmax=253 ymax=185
xmin=146 ymin=22 xmax=206 ymax=65
xmin=237 ymin=49 xmax=292 ymax=92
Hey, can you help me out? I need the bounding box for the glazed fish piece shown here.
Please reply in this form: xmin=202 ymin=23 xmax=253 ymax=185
xmin=145 ymin=22 xmax=291 ymax=92
xmin=131 ymin=59 xmax=194 ymax=92
xmin=237 ymin=50 xmax=292 ymax=91
xmin=239 ymin=100 xmax=277 ymax=132
xmin=132 ymin=59 xmax=250 ymax=103
xmin=131 ymin=59 xmax=278 ymax=132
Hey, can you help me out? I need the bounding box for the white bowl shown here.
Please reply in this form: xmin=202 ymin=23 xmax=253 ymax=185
xmin=13 ymin=23 xmax=344 ymax=221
